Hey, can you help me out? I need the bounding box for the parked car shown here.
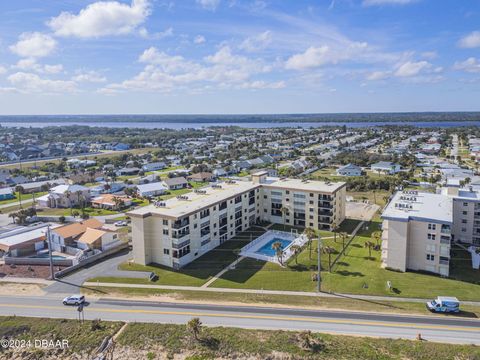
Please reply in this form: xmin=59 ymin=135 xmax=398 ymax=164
xmin=114 ymin=221 xmax=128 ymax=227
xmin=63 ymin=295 xmax=85 ymax=306
xmin=426 ymin=296 xmax=460 ymax=313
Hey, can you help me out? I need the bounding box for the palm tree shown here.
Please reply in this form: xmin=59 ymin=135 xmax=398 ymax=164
xmin=340 ymin=232 xmax=348 ymax=251
xmin=271 ymin=241 xmax=284 ymax=265
xmin=65 ymin=190 xmax=72 ymax=214
xmin=113 ymin=196 xmax=124 ymax=210
xmin=9 ymin=212 xmax=17 ymax=224
xmin=76 ymin=190 xmax=84 ymax=209
xmin=322 ymin=246 xmax=336 ymax=272
xmin=280 ymin=206 xmax=289 ymax=230
xmin=364 ymin=241 xmax=375 ymax=258
xmin=290 ymin=244 xmax=301 ymax=265
xmin=372 ymin=231 xmax=382 ymax=247
xmin=331 ymin=221 xmax=338 ymax=243
xmin=187 ymin=317 xmax=202 ymax=341
xmin=15 ymin=185 xmax=24 ymax=209
xmin=303 ymin=227 xmax=316 ymax=260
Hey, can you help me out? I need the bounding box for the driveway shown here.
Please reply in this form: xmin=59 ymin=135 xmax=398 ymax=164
xmin=45 ymin=249 xmax=150 ymax=295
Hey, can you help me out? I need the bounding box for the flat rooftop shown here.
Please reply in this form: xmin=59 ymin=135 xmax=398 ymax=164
xmin=128 ymin=180 xmax=259 ymax=219
xmin=382 ymin=190 xmax=452 ymax=224
xmin=128 ymin=177 xmax=345 ymax=219
xmin=262 ymin=177 xmax=346 ymax=193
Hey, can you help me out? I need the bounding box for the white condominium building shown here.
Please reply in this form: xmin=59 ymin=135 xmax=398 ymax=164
xmin=443 ymin=186 xmax=480 ymax=246
xmin=381 ymin=190 xmax=452 ymax=276
xmin=128 ymin=171 xmax=346 ymax=269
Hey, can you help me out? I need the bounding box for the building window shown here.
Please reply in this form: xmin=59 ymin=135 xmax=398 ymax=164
xmin=163 ymin=219 xmax=168 ymax=225
xmin=426 ymin=254 xmax=435 ymax=261
xmin=462 ymin=219 xmax=467 ymax=224
xmin=462 ymin=227 xmax=467 ymax=232
xmin=464 ymin=202 xmax=468 ymax=206
xmin=163 ymin=229 xmax=169 ymax=235
xmin=428 ymin=224 xmax=436 ymax=230
xmin=163 ymin=249 xmax=170 ymax=255
xmin=427 ymin=234 xmax=436 ymax=240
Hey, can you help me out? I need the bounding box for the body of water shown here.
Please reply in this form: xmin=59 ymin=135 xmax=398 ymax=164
xmin=1 ymin=120 xmax=480 ymax=129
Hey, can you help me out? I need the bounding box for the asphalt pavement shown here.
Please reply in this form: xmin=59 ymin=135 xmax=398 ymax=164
xmin=0 ymin=294 xmax=479 ymax=345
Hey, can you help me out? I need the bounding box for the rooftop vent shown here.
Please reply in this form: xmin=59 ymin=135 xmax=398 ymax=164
xmin=176 ymin=195 xmax=189 ymax=201
xmin=211 ymin=184 xmax=222 ymax=189
xmin=154 ymin=201 xmax=166 ymax=207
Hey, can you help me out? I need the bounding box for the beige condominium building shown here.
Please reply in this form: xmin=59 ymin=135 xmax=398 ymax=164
xmin=381 ymin=190 xmax=452 ymax=276
xmin=128 ymin=171 xmax=346 ymax=269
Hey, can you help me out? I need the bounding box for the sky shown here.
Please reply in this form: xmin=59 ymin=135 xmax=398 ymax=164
xmin=0 ymin=0 xmax=479 ymax=115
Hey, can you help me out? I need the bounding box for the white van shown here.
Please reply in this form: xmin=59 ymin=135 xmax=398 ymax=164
xmin=426 ymin=296 xmax=460 ymax=313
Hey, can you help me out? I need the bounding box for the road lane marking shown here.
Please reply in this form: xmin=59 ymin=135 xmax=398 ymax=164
xmin=0 ymin=303 xmax=479 ymax=332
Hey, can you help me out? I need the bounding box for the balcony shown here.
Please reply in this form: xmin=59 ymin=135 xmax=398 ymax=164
xmin=439 ymin=259 xmax=449 ymax=266
xmin=172 ymin=229 xmax=190 ymax=239
xmin=318 ymin=202 xmax=333 ymax=209
xmin=440 ymin=225 xmax=451 ymax=234
xmin=440 ymin=236 xmax=450 ymax=245
xmin=172 ymin=218 xmax=189 ymax=229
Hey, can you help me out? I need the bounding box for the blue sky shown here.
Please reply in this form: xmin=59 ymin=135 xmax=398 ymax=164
xmin=0 ymin=0 xmax=479 ymax=114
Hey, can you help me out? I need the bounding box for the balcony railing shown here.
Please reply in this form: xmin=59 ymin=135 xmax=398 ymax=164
xmin=439 ymin=259 xmax=449 ymax=266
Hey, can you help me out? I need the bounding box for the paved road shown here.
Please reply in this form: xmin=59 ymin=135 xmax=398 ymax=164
xmin=0 ymin=295 xmax=479 ymax=345
xmin=45 ymin=249 xmax=149 ymax=294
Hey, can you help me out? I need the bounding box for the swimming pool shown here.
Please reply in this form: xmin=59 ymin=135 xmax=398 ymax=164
xmin=255 ymin=238 xmax=292 ymax=257
xmin=29 ymin=253 xmax=66 ymax=260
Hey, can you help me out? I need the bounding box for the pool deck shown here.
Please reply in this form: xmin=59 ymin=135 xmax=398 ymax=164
xmin=240 ymin=230 xmax=308 ymax=264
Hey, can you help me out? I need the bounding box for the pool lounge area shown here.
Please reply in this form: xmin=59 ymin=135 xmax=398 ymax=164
xmin=240 ymin=230 xmax=309 ymax=265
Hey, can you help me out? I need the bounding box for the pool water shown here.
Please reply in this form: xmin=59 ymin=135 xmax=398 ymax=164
xmin=255 ymin=238 xmax=292 ymax=256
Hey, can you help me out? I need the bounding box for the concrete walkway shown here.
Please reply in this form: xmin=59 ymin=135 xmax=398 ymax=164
xmin=82 ymin=281 xmax=480 ymax=306
xmin=201 ymin=256 xmax=245 ymax=288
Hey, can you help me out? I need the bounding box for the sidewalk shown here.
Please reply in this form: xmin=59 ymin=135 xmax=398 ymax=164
xmin=82 ymin=281 xmax=480 ymax=306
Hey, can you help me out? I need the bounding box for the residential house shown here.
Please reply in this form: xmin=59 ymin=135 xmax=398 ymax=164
xmin=0 ymin=188 xmax=15 ymax=201
xmin=0 ymin=223 xmax=60 ymax=257
xmin=136 ymin=182 xmax=167 ymax=197
xmin=163 ymin=177 xmax=188 ymax=190
xmin=371 ymin=161 xmax=401 ymax=174
xmin=142 ymin=162 xmax=167 ymax=172
xmin=37 ymin=184 xmax=91 ymax=208
xmin=337 ymin=164 xmax=362 ymax=177
xmin=49 ymin=218 xmax=104 ymax=252
xmin=91 ymin=194 xmax=132 ymax=210
xmin=76 ymin=227 xmax=120 ymax=251
xmin=187 ymin=172 xmax=214 ymax=182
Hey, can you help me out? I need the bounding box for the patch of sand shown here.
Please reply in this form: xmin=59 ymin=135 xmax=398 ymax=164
xmin=0 ymin=283 xmax=45 ymax=296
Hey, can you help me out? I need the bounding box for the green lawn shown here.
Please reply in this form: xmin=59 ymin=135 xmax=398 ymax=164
xmin=0 ymin=191 xmax=47 ymax=205
xmin=89 ymin=226 xmax=267 ymax=287
xmin=213 ymin=219 xmax=480 ymax=301
xmin=37 ymin=206 xmax=119 ymax=217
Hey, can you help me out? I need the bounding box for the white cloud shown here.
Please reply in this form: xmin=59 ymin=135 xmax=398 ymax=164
xmin=194 ymin=35 xmax=206 ymax=44
xmin=285 ymin=42 xmax=368 ymax=70
xmin=454 ymin=57 xmax=480 ymax=73
xmin=8 ymin=72 xmax=77 ymax=93
xmin=394 ymin=60 xmax=431 ymax=77
xmin=458 ymin=31 xmax=480 ymax=49
xmin=239 ymin=31 xmax=272 ymax=52
xmin=12 ymin=58 xmax=63 ymax=74
xmin=47 ymin=0 xmax=151 ymax=38
xmin=139 ymin=26 xmax=173 ymax=39
xmin=366 ymin=70 xmax=391 ymax=81
xmin=196 ymin=0 xmax=221 ymax=11
xmin=9 ymin=32 xmax=57 ymax=58
xmin=101 ymin=45 xmax=279 ymax=93
xmin=72 ymin=70 xmax=107 ymax=83
xmin=363 ymin=0 xmax=417 ymax=6
xmin=0 ymin=66 xmax=7 ymax=75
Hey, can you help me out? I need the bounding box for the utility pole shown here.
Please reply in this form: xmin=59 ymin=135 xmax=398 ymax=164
xmin=317 ymin=236 xmax=322 ymax=292
xmin=47 ymin=225 xmax=55 ymax=280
